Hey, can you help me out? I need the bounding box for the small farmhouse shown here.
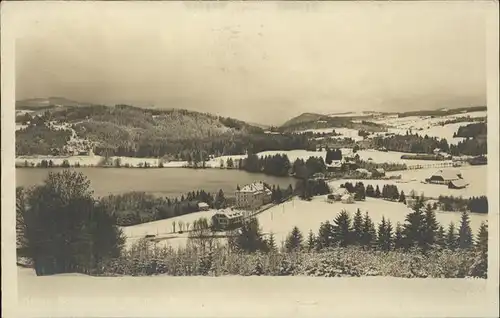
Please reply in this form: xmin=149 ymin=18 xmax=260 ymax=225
xmin=355 ymin=168 xmax=372 ymax=178
xmin=198 ymin=202 xmax=210 ymax=211
xmin=372 ymin=168 xmax=386 ymax=178
xmin=235 ymin=181 xmax=272 ymax=210
xmin=448 ymin=179 xmax=469 ymax=189
xmin=425 ymin=169 xmax=463 ymax=185
xmin=328 ymin=188 xmax=350 ymax=202
xmin=212 ymin=209 xmax=244 ymax=230
xmin=311 ymin=172 xmax=326 ymax=181
xmin=341 ymin=193 xmax=354 ymax=204
xmin=326 ymin=160 xmax=342 ymax=172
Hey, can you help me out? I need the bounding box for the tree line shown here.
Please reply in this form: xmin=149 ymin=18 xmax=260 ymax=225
xmin=453 ymin=122 xmax=487 ymax=139
xmin=16 ymin=171 xmax=488 ymax=278
xmin=228 ymin=197 xmax=487 ymax=263
xmin=341 ymin=182 xmax=407 ymax=202
xmin=438 ymin=195 xmax=488 ymax=214
xmin=374 ymin=133 xmax=450 ymax=154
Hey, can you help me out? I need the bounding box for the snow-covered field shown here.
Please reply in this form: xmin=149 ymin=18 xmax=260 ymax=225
xmin=329 ymin=165 xmax=487 ymax=199
xmin=372 ymin=111 xmax=487 ymax=130
xmin=120 ymin=210 xmax=219 ymax=249
xmin=15 ymin=266 xmax=497 ymax=318
xmin=16 ymin=147 xmax=453 ymax=169
xmin=377 ymin=122 xmax=481 ymax=145
xmin=298 ymin=127 xmax=364 ymax=142
xmin=213 ymin=148 xmax=453 ymax=167
xmin=257 ymin=196 xmax=487 ymax=245
xmin=15 ymin=155 xmax=187 ymax=168
xmin=121 ymin=188 xmax=488 ymax=251
xmin=369 ymin=111 xmax=487 ymax=144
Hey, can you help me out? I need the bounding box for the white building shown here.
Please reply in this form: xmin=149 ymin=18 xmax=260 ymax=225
xmin=198 ymin=202 xmax=210 ymax=211
xmin=235 ymin=181 xmax=272 ymax=210
xmin=212 ymin=209 xmax=244 ymax=230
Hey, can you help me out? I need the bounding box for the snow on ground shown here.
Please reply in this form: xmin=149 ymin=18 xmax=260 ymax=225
xmin=353 ymin=149 xmax=452 ymax=166
xmin=219 ymin=148 xmax=452 ymax=167
xmin=329 ymin=165 xmax=487 ymax=199
xmin=16 ymin=266 xmax=496 ymax=318
xmin=17 ymin=148 xmax=451 ymax=168
xmin=413 ymin=122 xmax=480 ymax=145
xmin=16 ymin=155 xmax=104 ymax=167
xmin=257 ymin=196 xmax=487 ymax=245
xmin=298 ymin=127 xmax=364 ymax=142
xmin=121 ymin=169 xmax=487 ymax=250
xmin=15 ymin=155 xmax=188 ymax=168
xmin=121 ymin=210 xmax=219 ymax=250
xmin=370 ymin=111 xmax=487 ymax=144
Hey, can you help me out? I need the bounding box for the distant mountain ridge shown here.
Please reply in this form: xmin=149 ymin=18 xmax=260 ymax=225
xmin=280 ymin=105 xmax=487 ymax=132
xmin=16 ymin=97 xmax=93 ymax=110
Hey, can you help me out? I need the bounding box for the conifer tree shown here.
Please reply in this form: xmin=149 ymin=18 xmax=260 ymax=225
xmin=402 ymin=197 xmax=425 ymax=249
xmin=457 ymin=211 xmax=473 ymax=249
xmin=354 ymin=182 xmax=366 ymax=201
xmin=214 ymin=189 xmax=226 ymax=209
xmin=352 ymin=208 xmax=364 ymax=245
xmin=267 ymin=233 xmax=277 ymax=252
xmin=435 ymin=225 xmax=446 ymax=248
xmin=445 ymin=222 xmax=458 ymax=250
xmin=475 ymin=222 xmax=488 ymax=254
xmin=366 ymin=184 xmax=375 ymax=197
xmin=382 ymin=185 xmax=388 ymax=199
xmin=385 ymin=219 xmax=394 ymax=250
xmin=399 ymin=191 xmax=406 ymax=203
xmin=391 ymin=185 xmax=400 ymax=201
xmin=375 ymin=185 xmax=381 ymax=198
xmin=377 ymin=216 xmax=388 ymax=251
xmin=17 ymin=171 xmax=125 ymax=275
xmin=316 ymin=221 xmax=334 ymax=250
xmin=285 ymin=226 xmax=303 ymax=252
xmin=306 ymin=230 xmax=316 ymax=252
xmin=422 ymin=205 xmax=439 ymax=249
xmin=394 ymin=222 xmax=404 ymax=250
xmin=361 ymin=212 xmax=376 ymax=248
xmin=333 ymin=210 xmax=352 ymax=247
xmin=236 ymin=218 xmax=267 ymax=253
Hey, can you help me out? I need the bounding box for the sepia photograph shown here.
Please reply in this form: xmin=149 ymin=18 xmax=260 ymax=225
xmin=2 ymin=1 xmax=499 ymax=317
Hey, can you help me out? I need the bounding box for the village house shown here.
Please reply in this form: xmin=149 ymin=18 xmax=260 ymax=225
xmin=311 ymin=172 xmax=326 ymax=181
xmin=425 ymin=169 xmax=463 ymax=185
xmin=212 ymin=209 xmax=243 ymax=230
xmin=341 ymin=193 xmax=355 ymax=204
xmin=326 ymin=160 xmax=342 ymax=172
xmin=448 ymin=179 xmax=469 ymax=189
xmin=355 ymin=168 xmax=372 ymax=178
xmin=372 ymin=168 xmax=386 ymax=178
xmin=235 ymin=181 xmax=272 ymax=210
xmin=198 ymin=202 xmax=210 ymax=211
xmin=328 ymin=188 xmax=350 ymax=202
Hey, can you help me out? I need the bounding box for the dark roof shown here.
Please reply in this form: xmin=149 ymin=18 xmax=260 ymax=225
xmin=449 ymin=179 xmax=469 ymax=188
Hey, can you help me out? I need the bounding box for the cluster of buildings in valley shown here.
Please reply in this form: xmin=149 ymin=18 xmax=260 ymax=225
xmin=210 ymin=181 xmax=273 ymax=230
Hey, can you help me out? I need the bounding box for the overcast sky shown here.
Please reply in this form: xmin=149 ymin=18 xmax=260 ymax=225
xmin=15 ymin=2 xmax=488 ymax=125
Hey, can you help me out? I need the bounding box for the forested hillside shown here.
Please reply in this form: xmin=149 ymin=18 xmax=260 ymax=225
xmin=15 ymin=103 xmax=314 ymax=158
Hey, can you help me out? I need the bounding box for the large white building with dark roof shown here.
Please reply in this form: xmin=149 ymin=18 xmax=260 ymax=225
xmin=235 ymin=181 xmax=272 ymax=210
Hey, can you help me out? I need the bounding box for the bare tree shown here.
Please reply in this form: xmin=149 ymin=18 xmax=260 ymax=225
xmin=172 ymin=221 xmax=176 ymax=233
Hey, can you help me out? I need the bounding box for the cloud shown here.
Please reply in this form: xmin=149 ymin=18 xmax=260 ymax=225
xmin=15 ymin=2 xmax=487 ymax=125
